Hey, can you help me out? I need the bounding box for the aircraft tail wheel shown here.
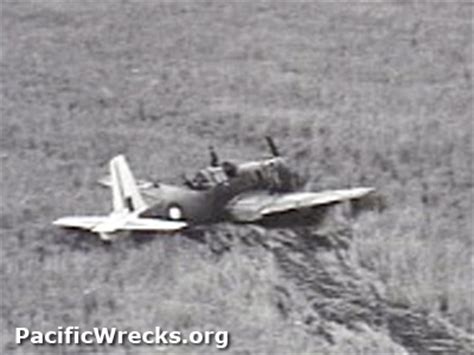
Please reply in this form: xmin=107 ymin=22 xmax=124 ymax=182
xmin=99 ymin=233 xmax=113 ymax=242
xmin=167 ymin=205 xmax=183 ymax=220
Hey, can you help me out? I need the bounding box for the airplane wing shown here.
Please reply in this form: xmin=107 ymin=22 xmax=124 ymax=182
xmin=53 ymin=216 xmax=107 ymax=230
xmin=226 ymin=187 xmax=375 ymax=222
xmin=122 ymin=218 xmax=187 ymax=231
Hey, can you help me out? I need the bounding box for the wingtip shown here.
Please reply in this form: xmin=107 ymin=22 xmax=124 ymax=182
xmin=98 ymin=175 xmax=112 ymax=187
xmin=166 ymin=220 xmax=188 ymax=231
xmin=356 ymin=187 xmax=376 ymax=197
xmin=52 ymin=218 xmax=65 ymax=226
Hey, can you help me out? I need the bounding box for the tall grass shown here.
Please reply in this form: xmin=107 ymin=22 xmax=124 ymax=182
xmin=1 ymin=1 xmax=472 ymax=353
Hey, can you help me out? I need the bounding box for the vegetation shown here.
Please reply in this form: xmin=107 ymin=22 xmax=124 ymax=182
xmin=1 ymin=1 xmax=472 ymax=354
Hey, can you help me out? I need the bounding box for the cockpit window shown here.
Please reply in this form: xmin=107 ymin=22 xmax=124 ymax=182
xmin=189 ymin=166 xmax=229 ymax=190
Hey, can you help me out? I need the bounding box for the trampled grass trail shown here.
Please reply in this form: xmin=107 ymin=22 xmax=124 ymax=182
xmin=0 ymin=2 xmax=472 ymax=354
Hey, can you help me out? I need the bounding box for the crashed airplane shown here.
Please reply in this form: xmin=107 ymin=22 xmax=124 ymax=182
xmin=54 ymin=138 xmax=374 ymax=241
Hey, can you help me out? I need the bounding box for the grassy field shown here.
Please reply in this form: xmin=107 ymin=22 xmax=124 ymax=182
xmin=0 ymin=1 xmax=472 ymax=354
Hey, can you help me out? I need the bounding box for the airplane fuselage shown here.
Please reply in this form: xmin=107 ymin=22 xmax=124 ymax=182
xmin=139 ymin=157 xmax=297 ymax=223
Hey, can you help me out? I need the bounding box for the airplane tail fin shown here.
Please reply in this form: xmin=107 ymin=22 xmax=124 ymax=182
xmin=110 ymin=155 xmax=147 ymax=213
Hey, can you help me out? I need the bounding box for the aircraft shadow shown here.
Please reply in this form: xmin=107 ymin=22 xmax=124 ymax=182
xmin=258 ymin=206 xmax=330 ymax=229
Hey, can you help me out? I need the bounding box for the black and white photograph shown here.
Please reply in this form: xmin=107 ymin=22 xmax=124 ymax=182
xmin=0 ymin=1 xmax=472 ymax=354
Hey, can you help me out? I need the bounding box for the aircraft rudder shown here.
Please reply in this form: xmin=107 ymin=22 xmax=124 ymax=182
xmin=109 ymin=155 xmax=147 ymax=213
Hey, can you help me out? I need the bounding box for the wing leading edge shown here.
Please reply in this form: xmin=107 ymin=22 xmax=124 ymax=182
xmin=227 ymin=187 xmax=375 ymax=222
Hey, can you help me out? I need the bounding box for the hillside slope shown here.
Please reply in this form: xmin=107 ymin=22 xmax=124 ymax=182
xmin=1 ymin=1 xmax=472 ymax=354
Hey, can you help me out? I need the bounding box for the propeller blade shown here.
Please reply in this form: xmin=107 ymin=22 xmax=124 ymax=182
xmin=265 ymin=136 xmax=280 ymax=157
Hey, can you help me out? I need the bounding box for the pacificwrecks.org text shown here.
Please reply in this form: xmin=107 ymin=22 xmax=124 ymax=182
xmin=16 ymin=326 xmax=230 ymax=349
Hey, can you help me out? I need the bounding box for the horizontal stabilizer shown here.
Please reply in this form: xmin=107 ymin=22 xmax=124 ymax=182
xmin=53 ymin=216 xmax=186 ymax=233
xmin=98 ymin=175 xmax=154 ymax=190
xmin=53 ymin=216 xmax=108 ymax=230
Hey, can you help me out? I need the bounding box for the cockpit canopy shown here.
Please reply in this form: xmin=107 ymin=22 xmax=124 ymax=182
xmin=187 ymin=164 xmax=234 ymax=190
xmin=184 ymin=157 xmax=296 ymax=192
